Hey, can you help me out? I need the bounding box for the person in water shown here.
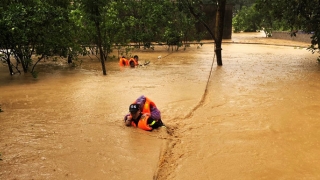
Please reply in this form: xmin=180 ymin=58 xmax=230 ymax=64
xmin=119 ymin=56 xmax=128 ymax=66
xmin=128 ymin=55 xmax=139 ymax=68
xmin=124 ymin=95 xmax=164 ymax=131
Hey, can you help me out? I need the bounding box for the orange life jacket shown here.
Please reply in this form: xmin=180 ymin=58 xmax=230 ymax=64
xmin=128 ymin=114 xmax=153 ymax=131
xmin=128 ymin=97 xmax=157 ymax=131
xmin=119 ymin=57 xmax=128 ymax=66
xmin=137 ymin=114 xmax=153 ymax=131
xmin=133 ymin=97 xmax=156 ymax=115
xmin=128 ymin=58 xmax=138 ymax=67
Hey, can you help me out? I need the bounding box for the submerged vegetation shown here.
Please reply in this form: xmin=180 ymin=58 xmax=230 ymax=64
xmin=0 ymin=0 xmax=206 ymax=76
xmin=1 ymin=0 xmax=319 ymax=77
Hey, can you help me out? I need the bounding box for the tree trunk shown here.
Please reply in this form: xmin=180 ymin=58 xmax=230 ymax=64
xmin=214 ymin=0 xmax=226 ymax=66
xmin=215 ymin=42 xmax=223 ymax=66
xmin=31 ymin=54 xmax=44 ymax=73
xmin=17 ymin=52 xmax=28 ymax=73
xmin=5 ymin=55 xmax=14 ymax=75
xmin=95 ymin=20 xmax=107 ymax=75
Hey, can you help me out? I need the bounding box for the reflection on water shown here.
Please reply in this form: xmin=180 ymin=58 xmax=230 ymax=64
xmin=1 ymin=34 xmax=320 ymax=179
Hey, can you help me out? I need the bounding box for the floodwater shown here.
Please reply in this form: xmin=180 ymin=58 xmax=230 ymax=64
xmin=1 ymin=32 xmax=320 ymax=180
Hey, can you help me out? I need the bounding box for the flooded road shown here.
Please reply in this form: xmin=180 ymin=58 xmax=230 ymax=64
xmin=1 ymin=32 xmax=320 ymax=179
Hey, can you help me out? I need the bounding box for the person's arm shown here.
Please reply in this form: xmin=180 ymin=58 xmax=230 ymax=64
xmin=124 ymin=114 xmax=132 ymax=126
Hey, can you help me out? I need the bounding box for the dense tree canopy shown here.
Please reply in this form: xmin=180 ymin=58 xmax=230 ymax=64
xmin=1 ymin=0 xmax=209 ymax=76
xmin=0 ymin=0 xmax=74 ymax=77
xmin=3 ymin=0 xmax=318 ymax=76
xmin=232 ymin=5 xmax=261 ymax=32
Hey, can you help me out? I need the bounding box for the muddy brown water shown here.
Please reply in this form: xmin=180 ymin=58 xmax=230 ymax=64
xmin=1 ymin=32 xmax=320 ymax=180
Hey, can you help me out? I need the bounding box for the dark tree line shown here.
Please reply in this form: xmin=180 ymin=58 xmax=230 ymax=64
xmin=0 ymin=0 xmax=232 ymax=76
xmin=4 ymin=0 xmax=316 ymax=76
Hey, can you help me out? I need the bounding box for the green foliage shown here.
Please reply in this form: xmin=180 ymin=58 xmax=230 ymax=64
xmin=256 ymin=0 xmax=320 ymax=60
xmin=0 ymin=0 xmax=78 ymax=75
xmin=31 ymin=71 xmax=38 ymax=78
xmin=232 ymin=5 xmax=261 ymax=32
xmin=0 ymin=0 xmax=220 ymax=75
xmin=229 ymin=0 xmax=256 ymax=15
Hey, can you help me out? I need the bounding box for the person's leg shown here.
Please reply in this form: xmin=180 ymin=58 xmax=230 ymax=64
xmin=157 ymin=119 xmax=164 ymax=126
xmin=150 ymin=119 xmax=165 ymax=129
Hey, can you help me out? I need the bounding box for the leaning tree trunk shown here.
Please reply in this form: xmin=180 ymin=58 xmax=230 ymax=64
xmin=214 ymin=0 xmax=226 ymax=66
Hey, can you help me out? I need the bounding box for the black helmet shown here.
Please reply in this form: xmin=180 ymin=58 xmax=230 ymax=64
xmin=129 ymin=104 xmax=140 ymax=113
